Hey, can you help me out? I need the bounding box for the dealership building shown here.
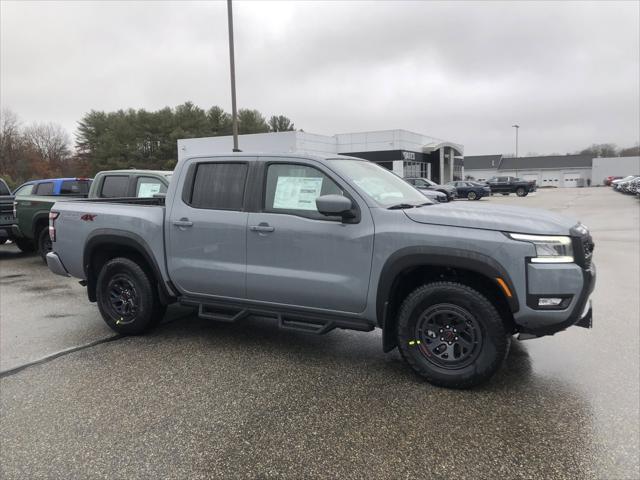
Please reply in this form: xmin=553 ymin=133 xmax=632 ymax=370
xmin=178 ymin=129 xmax=464 ymax=184
xmin=463 ymin=154 xmax=640 ymax=187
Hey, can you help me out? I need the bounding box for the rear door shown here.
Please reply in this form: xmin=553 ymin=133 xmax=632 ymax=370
xmin=245 ymin=158 xmax=374 ymax=313
xmin=166 ymin=158 xmax=251 ymax=298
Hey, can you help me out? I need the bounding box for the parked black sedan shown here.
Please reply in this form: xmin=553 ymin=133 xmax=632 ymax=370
xmin=446 ymin=180 xmax=492 ymax=200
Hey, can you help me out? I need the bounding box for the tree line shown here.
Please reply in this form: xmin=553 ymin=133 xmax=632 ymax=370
xmin=0 ymin=103 xmax=295 ymax=188
xmin=1 ymin=104 xmax=638 ymax=190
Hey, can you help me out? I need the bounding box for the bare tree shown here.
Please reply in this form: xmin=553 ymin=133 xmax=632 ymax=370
xmin=0 ymin=108 xmax=22 ymax=175
xmin=23 ymin=122 xmax=71 ymax=170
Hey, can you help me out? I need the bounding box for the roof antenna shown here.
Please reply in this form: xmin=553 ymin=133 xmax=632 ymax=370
xmin=227 ymin=0 xmax=241 ymax=152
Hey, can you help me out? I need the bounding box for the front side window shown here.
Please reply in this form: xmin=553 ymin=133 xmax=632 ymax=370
xmin=413 ymin=178 xmax=430 ymax=188
xmin=136 ymin=177 xmax=167 ymax=198
xmin=35 ymin=182 xmax=54 ymax=195
xmin=264 ymin=163 xmax=342 ymax=218
xmin=14 ymin=184 xmax=34 ymax=196
xmin=100 ymin=176 xmax=129 ymax=198
xmin=190 ymin=162 xmax=247 ymax=210
xmin=328 ymin=159 xmax=429 ymax=207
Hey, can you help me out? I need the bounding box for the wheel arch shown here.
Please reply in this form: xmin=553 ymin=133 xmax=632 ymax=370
xmin=83 ymin=230 xmax=176 ymax=305
xmin=377 ymin=246 xmax=519 ymax=353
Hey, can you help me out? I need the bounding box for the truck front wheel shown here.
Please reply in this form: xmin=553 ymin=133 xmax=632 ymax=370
xmin=516 ymin=187 xmax=527 ymax=197
xmin=396 ymin=282 xmax=510 ymax=389
xmin=96 ymin=257 xmax=166 ymax=335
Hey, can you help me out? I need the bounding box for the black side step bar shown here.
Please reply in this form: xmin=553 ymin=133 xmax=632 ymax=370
xmin=180 ymin=298 xmax=374 ymax=335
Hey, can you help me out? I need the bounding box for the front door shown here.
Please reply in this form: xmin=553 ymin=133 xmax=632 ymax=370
xmin=246 ymin=159 xmax=374 ymax=314
xmin=166 ymin=159 xmax=251 ymax=298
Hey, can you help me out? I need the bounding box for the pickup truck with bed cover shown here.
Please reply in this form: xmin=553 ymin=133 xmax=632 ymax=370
xmin=12 ymin=170 xmax=170 ymax=260
xmin=46 ymin=153 xmax=596 ymax=388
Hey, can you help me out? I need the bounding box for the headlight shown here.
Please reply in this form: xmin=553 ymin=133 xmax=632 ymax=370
xmin=508 ymin=233 xmax=574 ymax=263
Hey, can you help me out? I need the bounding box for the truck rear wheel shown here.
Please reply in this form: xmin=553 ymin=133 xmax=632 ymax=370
xmin=14 ymin=238 xmax=35 ymax=253
xmin=37 ymin=228 xmax=52 ymax=263
xmin=96 ymin=257 xmax=166 ymax=335
xmin=396 ymin=282 xmax=510 ymax=389
xmin=516 ymin=187 xmax=527 ymax=197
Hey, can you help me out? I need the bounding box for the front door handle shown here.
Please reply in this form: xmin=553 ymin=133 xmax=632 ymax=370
xmin=249 ymin=223 xmax=275 ymax=233
xmin=173 ymin=218 xmax=193 ymax=228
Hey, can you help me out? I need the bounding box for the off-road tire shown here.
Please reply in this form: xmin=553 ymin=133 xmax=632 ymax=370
xmin=37 ymin=227 xmax=52 ymax=263
xmin=96 ymin=257 xmax=166 ymax=335
xmin=14 ymin=237 xmax=35 ymax=253
xmin=396 ymin=282 xmax=510 ymax=389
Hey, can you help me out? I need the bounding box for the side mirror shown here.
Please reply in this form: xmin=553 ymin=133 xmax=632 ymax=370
xmin=316 ymin=194 xmax=355 ymax=219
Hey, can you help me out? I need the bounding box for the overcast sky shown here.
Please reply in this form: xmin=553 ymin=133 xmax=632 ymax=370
xmin=1 ymin=0 xmax=638 ymax=155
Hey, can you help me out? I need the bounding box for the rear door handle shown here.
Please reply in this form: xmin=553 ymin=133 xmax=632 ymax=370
xmin=249 ymin=223 xmax=275 ymax=233
xmin=173 ymin=218 xmax=193 ymax=228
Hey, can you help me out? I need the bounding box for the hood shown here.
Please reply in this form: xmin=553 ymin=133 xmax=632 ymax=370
xmin=404 ymin=202 xmax=578 ymax=235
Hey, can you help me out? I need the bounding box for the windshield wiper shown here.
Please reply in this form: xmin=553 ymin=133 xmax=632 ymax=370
xmin=387 ymin=203 xmax=417 ymax=210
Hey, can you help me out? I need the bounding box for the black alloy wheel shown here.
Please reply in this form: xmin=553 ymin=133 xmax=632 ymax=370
xmin=106 ymin=274 xmax=140 ymax=325
xmin=414 ymin=303 xmax=484 ymax=369
xmin=516 ymin=187 xmax=527 ymax=197
xmin=96 ymin=257 xmax=166 ymax=334
xmin=396 ymin=282 xmax=510 ymax=388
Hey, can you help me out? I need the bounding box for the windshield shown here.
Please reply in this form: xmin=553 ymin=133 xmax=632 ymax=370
xmin=328 ymin=159 xmax=431 ymax=207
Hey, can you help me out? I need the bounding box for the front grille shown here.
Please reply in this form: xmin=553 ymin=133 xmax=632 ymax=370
xmin=582 ymin=236 xmax=594 ymax=268
xmin=570 ymin=224 xmax=594 ymax=269
xmin=0 ymin=203 xmax=13 ymax=215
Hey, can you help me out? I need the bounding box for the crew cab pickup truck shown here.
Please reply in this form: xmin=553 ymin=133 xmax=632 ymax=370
xmin=12 ymin=170 xmax=170 ymax=260
xmin=486 ymin=176 xmax=537 ymax=197
xmin=46 ymin=153 xmax=595 ymax=388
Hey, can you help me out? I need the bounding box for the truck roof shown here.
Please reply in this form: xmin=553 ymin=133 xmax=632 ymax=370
xmin=180 ymin=152 xmax=365 ymax=164
xmin=97 ymin=169 xmax=173 ymax=176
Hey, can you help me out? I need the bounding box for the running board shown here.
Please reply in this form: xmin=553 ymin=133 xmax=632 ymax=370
xmin=180 ymin=298 xmax=374 ymax=335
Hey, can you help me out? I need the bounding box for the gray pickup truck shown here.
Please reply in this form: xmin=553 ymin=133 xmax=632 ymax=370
xmin=46 ymin=153 xmax=595 ymax=388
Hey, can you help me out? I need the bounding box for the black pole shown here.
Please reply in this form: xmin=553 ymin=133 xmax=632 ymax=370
xmin=227 ymin=0 xmax=239 ymax=152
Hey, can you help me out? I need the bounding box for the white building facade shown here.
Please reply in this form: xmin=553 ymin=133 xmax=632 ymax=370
xmin=591 ymin=156 xmax=640 ymax=185
xmin=178 ymin=129 xmax=464 ymax=184
xmin=463 ymin=154 xmax=594 ymax=188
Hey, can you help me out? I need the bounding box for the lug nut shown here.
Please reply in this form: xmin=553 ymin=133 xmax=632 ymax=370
xmin=455 ymin=336 xmax=458 ymax=340
xmin=439 ymin=329 xmax=443 ymax=333
xmin=440 ymin=337 xmax=444 ymax=341
xmin=453 ymin=329 xmax=457 ymax=333
xmin=448 ymin=342 xmax=452 ymax=345
xmin=446 ymin=325 xmax=450 ymax=328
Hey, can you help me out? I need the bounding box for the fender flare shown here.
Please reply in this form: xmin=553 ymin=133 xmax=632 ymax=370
xmin=83 ymin=229 xmax=176 ymax=303
xmin=377 ymin=246 xmax=520 ymax=352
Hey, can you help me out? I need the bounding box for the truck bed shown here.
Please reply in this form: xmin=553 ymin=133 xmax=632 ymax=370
xmin=51 ymin=199 xmax=168 ymax=283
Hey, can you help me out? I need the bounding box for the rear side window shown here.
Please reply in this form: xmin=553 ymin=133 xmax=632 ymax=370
xmin=0 ymin=180 xmax=10 ymax=196
xmin=100 ymin=176 xmax=129 ymax=198
xmin=189 ymin=163 xmax=247 ymax=210
xmin=60 ymin=180 xmax=91 ymax=195
xmin=136 ymin=177 xmax=167 ymax=198
xmin=34 ymin=182 xmax=54 ymax=195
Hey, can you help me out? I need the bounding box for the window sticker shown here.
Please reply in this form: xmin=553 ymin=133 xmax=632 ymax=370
xmin=138 ymin=182 xmax=162 ymax=198
xmin=273 ymin=176 xmax=324 ymax=210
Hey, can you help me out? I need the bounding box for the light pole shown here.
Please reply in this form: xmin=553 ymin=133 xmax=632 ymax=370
xmin=227 ymin=0 xmax=240 ymax=151
xmin=512 ymin=124 xmax=519 ymax=158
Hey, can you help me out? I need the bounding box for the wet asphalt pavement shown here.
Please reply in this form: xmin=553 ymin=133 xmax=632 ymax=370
xmin=0 ymin=187 xmax=638 ymax=479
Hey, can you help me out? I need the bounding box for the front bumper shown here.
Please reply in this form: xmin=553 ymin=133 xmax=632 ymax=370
xmin=517 ymin=262 xmax=596 ymax=336
xmin=46 ymin=252 xmax=70 ymax=277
